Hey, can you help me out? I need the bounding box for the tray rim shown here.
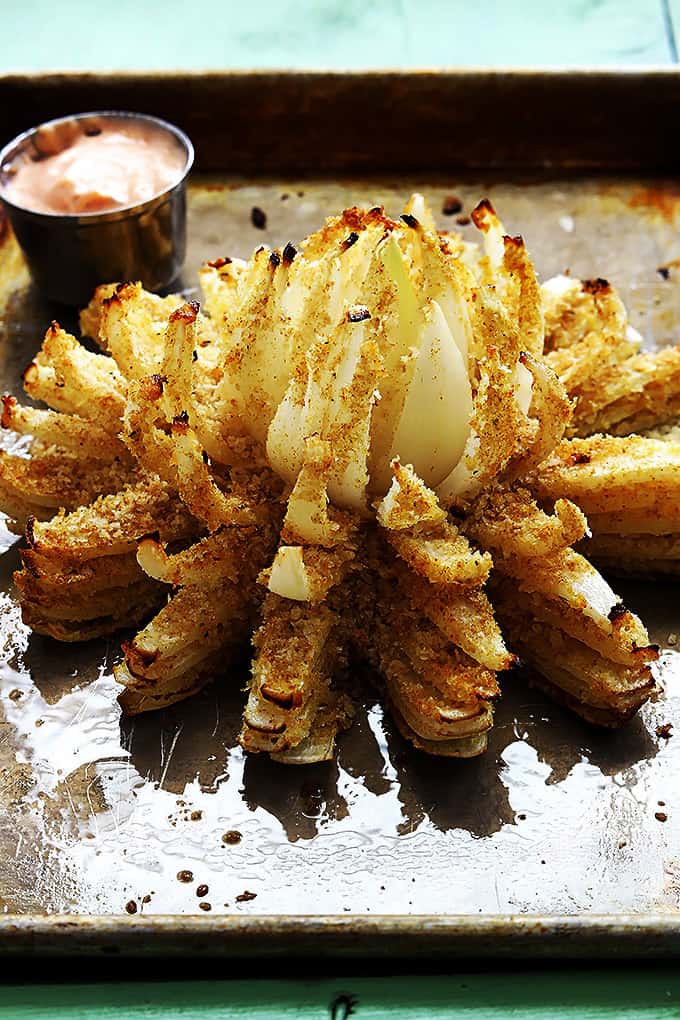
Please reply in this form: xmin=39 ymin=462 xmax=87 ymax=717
xmin=2 ymin=914 xmax=680 ymax=959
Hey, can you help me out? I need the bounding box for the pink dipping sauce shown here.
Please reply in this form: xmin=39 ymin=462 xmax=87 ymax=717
xmin=5 ymin=119 xmax=186 ymax=215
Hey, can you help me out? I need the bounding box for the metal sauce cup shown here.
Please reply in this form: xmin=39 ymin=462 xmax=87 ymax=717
xmin=0 ymin=111 xmax=194 ymax=306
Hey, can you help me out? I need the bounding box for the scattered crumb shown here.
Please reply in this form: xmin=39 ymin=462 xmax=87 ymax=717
xmin=196 ymin=884 xmax=209 ymax=898
xmin=251 ymin=207 xmax=267 ymax=230
xmin=235 ymin=890 xmax=257 ymax=903
xmin=280 ymin=193 xmax=289 ymax=201
xmin=142 ymin=895 xmax=151 ymax=904
xmin=442 ymin=195 xmax=462 ymax=216
xmin=125 ymin=900 xmax=137 ymax=914
xmin=655 ymin=812 xmax=668 ymax=823
xmin=190 ymin=810 xmax=202 ymax=821
xmin=199 ymin=901 xmax=212 ymax=912
xmin=656 ymin=723 xmax=674 ymax=740
xmin=176 ymin=870 xmax=194 ymax=883
xmin=668 ymin=633 xmax=677 ymax=646
xmin=455 ymin=215 xmax=470 ymax=226
xmin=222 ymin=830 xmax=242 ymax=845
xmin=8 ymin=689 xmax=23 ymax=701
xmin=559 ymin=215 xmax=574 ymax=233
xmin=618 ymin=840 xmax=627 ymax=849
xmin=34 ymin=719 xmax=44 ymax=728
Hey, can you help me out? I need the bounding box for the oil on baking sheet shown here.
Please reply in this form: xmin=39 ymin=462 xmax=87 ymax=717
xmin=0 ymin=178 xmax=679 ymax=917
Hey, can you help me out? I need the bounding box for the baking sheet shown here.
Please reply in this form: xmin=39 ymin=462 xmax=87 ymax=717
xmin=0 ymin=175 xmax=679 ymax=925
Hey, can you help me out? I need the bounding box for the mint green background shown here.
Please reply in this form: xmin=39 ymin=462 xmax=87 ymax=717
xmin=2 ymin=0 xmax=680 ymax=1015
xmin=0 ymin=0 xmax=678 ymax=72
xmin=4 ymin=972 xmax=680 ymax=1019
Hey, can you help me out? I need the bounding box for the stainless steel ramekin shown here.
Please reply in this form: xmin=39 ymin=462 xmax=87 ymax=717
xmin=0 ymin=111 xmax=194 ymax=305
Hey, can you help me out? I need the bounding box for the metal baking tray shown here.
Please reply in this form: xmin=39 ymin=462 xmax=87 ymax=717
xmin=1 ymin=70 xmax=680 ymax=960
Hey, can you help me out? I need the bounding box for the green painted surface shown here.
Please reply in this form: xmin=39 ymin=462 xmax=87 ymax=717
xmin=0 ymin=0 xmax=675 ymax=73
xmin=3 ymin=972 xmax=680 ymax=1019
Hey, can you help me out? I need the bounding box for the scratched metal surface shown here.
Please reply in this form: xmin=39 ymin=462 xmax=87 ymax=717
xmin=0 ymin=177 xmax=679 ymax=920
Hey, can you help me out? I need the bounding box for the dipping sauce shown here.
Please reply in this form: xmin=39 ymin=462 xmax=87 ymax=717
xmin=3 ymin=117 xmax=186 ymax=216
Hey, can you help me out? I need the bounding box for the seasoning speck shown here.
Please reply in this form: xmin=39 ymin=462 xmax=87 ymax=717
xmin=656 ymin=723 xmax=674 ymax=740
xmin=125 ymin=900 xmax=137 ymax=914
xmin=251 ymin=206 xmax=267 ymax=229
xmin=199 ymin=901 xmax=212 ymax=911
xmin=222 ymin=830 xmax=242 ymax=845
xmin=196 ymin=884 xmax=209 ymax=898
xmin=442 ymin=195 xmax=462 ymax=216
xmin=655 ymin=811 xmax=668 ymax=823
xmin=235 ymin=890 xmax=257 ymax=903
xmin=177 ymin=869 xmax=194 ymax=883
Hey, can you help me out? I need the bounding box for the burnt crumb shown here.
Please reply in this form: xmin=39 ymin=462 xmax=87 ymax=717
xmin=199 ymin=901 xmax=212 ymax=911
xmin=659 ymin=800 xmax=666 ymax=807
xmin=177 ymin=869 xmax=194 ymax=883
xmin=190 ymin=810 xmax=203 ymax=821
xmin=174 ymin=410 xmax=190 ymax=426
xmin=282 ymin=242 xmax=297 ymax=264
xmin=125 ymin=900 xmax=138 ymax=915
xmin=656 ymin=723 xmax=674 ymax=740
xmin=196 ymin=884 xmax=209 ymax=897
xmin=330 ymin=993 xmax=359 ymax=1019
xmin=83 ymin=126 xmax=102 ymax=137
xmin=8 ymin=689 xmax=23 ymax=701
xmin=618 ymin=839 xmax=627 ymax=849
xmin=251 ymin=206 xmax=267 ymax=230
xmin=348 ymin=306 xmax=371 ymax=323
xmin=400 ymin=213 xmax=419 ymax=229
xmin=192 ymin=349 xmax=198 ymax=363
xmin=269 ymin=251 xmax=281 ymax=268
xmin=442 ymin=195 xmax=463 ymax=216
xmin=568 ymin=451 xmax=591 ymax=466
xmin=207 ymin=256 xmax=232 ymax=269
xmin=369 ymin=205 xmax=382 ymax=214
xmin=201 ymin=450 xmax=209 ymax=464
xmin=657 ymin=266 xmax=670 ymax=280
xmin=456 ymin=215 xmax=471 ymax=226
xmin=517 ymin=813 xmax=526 ymax=821
xmin=582 ymin=277 xmax=611 ymax=296
xmin=342 ymin=231 xmax=360 ymax=250
xmin=655 ymin=811 xmax=668 ymax=823
xmin=235 ymin=890 xmax=257 ymax=903
xmin=608 ymin=602 xmax=628 ymax=623
xmin=222 ymin=830 xmax=242 ymax=845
